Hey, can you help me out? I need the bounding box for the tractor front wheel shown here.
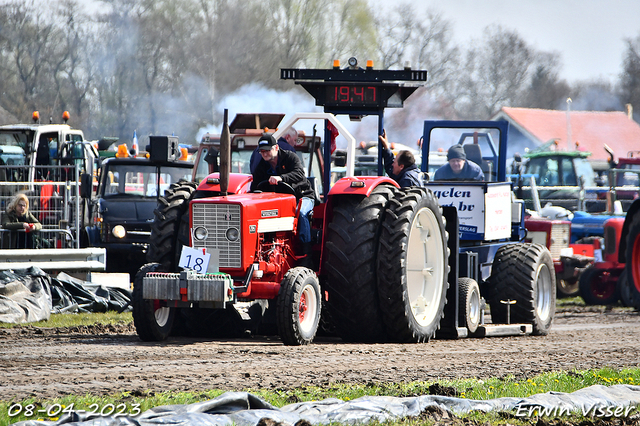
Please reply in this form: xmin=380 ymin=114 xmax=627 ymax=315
xmin=556 ymin=278 xmax=580 ymax=298
xmin=132 ymin=263 xmax=175 ymax=341
xmin=579 ymin=267 xmax=619 ymax=305
xmin=276 ymin=267 xmax=321 ymax=345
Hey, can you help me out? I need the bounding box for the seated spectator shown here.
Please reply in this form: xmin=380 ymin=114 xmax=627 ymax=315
xmin=2 ymin=193 xmax=42 ymax=248
xmin=434 ymin=145 xmax=485 ymax=181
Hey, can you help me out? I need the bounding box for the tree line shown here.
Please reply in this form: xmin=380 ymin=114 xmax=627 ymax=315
xmin=0 ymin=0 xmax=639 ymax=145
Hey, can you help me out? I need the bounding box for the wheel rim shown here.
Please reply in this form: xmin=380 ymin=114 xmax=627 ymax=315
xmin=558 ymin=279 xmax=579 ymax=296
xmin=591 ymin=271 xmax=617 ymax=300
xmin=469 ymin=288 xmax=481 ymax=326
xmin=299 ymin=284 xmax=318 ymax=334
xmin=535 ymin=263 xmax=553 ymax=321
xmin=406 ymin=207 xmax=445 ymax=327
xmin=633 ymin=231 xmax=640 ymax=293
xmin=154 ymin=306 xmax=171 ymax=328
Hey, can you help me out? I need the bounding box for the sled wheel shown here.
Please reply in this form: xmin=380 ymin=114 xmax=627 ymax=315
xmin=489 ymin=243 xmax=556 ymax=335
xmin=277 ymin=267 xmax=321 ymax=345
xmin=458 ymin=277 xmax=481 ymax=334
xmin=377 ymin=187 xmax=449 ymax=342
xmin=579 ymin=267 xmax=619 ymax=305
xmin=132 ymin=263 xmax=175 ymax=341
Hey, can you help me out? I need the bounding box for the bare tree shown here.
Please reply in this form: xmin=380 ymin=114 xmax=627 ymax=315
xmin=374 ymin=3 xmax=414 ymax=70
xmin=453 ymin=25 xmax=540 ymax=119
xmin=520 ymin=52 xmax=570 ymax=110
xmin=0 ymin=1 xmax=59 ymax=120
xmin=619 ymin=32 xmax=640 ymax=121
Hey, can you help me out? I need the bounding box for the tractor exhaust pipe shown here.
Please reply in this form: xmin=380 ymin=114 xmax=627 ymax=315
xmin=220 ymin=108 xmax=230 ymax=196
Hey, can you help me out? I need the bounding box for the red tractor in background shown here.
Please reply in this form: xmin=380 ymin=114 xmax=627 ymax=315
xmin=523 ymin=216 xmax=592 ymax=298
xmin=578 ymin=198 xmax=640 ymax=308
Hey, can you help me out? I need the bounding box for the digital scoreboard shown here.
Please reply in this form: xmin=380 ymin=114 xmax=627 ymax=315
xmin=281 ymin=60 xmax=427 ymax=115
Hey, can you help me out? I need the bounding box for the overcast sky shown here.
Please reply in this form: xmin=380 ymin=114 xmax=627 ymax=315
xmin=72 ymin=0 xmax=640 ymax=83
xmin=370 ymin=0 xmax=640 ymax=84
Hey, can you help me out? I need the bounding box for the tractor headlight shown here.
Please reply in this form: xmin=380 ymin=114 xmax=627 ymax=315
xmin=112 ymin=225 xmax=126 ymax=239
xmin=194 ymin=226 xmax=208 ymax=241
xmin=225 ymin=227 xmax=239 ymax=242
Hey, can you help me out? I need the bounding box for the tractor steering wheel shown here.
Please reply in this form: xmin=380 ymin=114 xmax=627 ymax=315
xmin=256 ymin=180 xmax=296 ymax=196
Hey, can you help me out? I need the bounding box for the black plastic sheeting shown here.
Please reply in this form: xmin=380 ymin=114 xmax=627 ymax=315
xmin=0 ymin=267 xmax=131 ymax=324
xmin=11 ymin=385 xmax=640 ymax=426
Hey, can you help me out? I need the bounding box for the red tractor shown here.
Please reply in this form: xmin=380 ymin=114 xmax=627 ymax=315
xmin=133 ymin=113 xmax=392 ymax=345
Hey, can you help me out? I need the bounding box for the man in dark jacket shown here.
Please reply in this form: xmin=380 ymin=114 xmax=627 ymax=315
xmin=434 ymin=144 xmax=485 ymax=181
xmin=378 ymin=130 xmax=423 ymax=187
xmin=251 ymin=134 xmax=315 ymax=265
xmin=249 ymin=127 xmax=297 ymax=173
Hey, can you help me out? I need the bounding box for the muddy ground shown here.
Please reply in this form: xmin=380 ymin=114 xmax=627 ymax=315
xmin=1 ymin=305 xmax=640 ymax=402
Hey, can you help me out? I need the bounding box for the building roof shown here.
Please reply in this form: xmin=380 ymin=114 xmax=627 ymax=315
xmin=492 ymin=107 xmax=640 ymax=161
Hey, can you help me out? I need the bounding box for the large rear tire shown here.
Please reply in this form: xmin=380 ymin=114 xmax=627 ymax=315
xmin=625 ymin=213 xmax=640 ymax=294
xmin=277 ymin=267 xmax=321 ymax=345
xmin=322 ymin=185 xmax=396 ymax=342
xmin=579 ymin=267 xmax=619 ymax=305
xmin=146 ymin=180 xmax=197 ymax=270
xmin=376 ymin=188 xmax=449 ymax=342
xmin=132 ymin=263 xmax=175 ymax=341
xmin=488 ymin=243 xmax=556 ymax=335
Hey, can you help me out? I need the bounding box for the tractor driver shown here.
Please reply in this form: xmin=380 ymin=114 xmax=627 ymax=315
xmin=251 ymin=134 xmax=315 ymax=265
xmin=434 ymin=144 xmax=485 ymax=181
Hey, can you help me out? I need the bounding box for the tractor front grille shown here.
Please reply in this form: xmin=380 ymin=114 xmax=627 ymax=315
xmin=549 ymin=223 xmax=571 ymax=259
xmin=191 ymin=203 xmax=242 ymax=268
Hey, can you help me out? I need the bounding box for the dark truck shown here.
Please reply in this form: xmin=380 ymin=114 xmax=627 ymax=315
xmin=83 ymin=136 xmax=193 ymax=278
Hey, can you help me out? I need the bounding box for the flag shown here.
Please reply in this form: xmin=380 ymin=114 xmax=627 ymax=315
xmin=327 ymin=121 xmax=339 ymax=154
xmin=132 ymin=130 xmax=138 ymax=157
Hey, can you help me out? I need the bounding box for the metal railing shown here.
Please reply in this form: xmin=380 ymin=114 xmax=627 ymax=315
xmin=0 ymin=164 xmax=82 ymax=248
xmin=511 ymin=170 xmax=640 ymax=213
xmin=0 ymin=228 xmax=74 ymax=250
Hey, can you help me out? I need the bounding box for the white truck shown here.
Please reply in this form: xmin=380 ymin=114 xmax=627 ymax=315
xmin=0 ymin=111 xmax=105 ymax=277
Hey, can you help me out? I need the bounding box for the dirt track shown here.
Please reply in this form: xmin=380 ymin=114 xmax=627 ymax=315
xmin=1 ymin=305 xmax=640 ymax=402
